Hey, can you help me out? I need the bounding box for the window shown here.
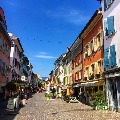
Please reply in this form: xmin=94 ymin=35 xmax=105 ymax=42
xmin=86 ymin=67 xmax=89 ymax=78
xmin=90 ymin=40 xmax=94 ymax=54
xmin=97 ymin=34 xmax=101 ymax=48
xmin=98 ymin=60 xmax=102 ymax=74
xmin=79 ymin=54 xmax=82 ymax=63
xmin=79 ymin=71 xmax=81 ymax=79
xmin=84 ymin=45 xmax=88 ymax=58
xmin=0 ymin=36 xmax=3 ymax=49
xmin=0 ymin=59 xmax=2 ymax=69
xmin=104 ymin=0 xmax=114 ymax=11
xmin=91 ymin=64 xmax=95 ymax=73
xmin=104 ymin=16 xmax=115 ymax=36
xmin=99 ymin=86 xmax=103 ymax=91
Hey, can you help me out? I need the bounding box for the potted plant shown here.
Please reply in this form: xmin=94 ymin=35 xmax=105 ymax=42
xmin=92 ymin=90 xmax=104 ymax=110
xmin=51 ymin=88 xmax=56 ymax=99
xmin=46 ymin=94 xmax=50 ymax=100
xmin=5 ymin=81 xmax=17 ymax=97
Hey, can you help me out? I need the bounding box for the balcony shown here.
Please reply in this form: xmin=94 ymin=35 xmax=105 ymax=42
xmin=89 ymin=73 xmax=94 ymax=80
xmin=95 ymin=73 xmax=101 ymax=79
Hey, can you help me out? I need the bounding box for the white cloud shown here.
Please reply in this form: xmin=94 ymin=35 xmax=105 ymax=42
xmin=36 ymin=55 xmax=57 ymax=59
xmin=35 ymin=52 xmax=57 ymax=59
xmin=47 ymin=8 xmax=90 ymax=25
xmin=39 ymin=52 xmax=47 ymax=54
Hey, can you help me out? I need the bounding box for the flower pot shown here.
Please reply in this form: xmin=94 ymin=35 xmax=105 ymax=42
xmin=52 ymin=96 xmax=56 ymax=99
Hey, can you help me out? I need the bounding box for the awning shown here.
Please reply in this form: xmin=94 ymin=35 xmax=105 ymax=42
xmin=75 ymin=80 xmax=104 ymax=87
xmin=62 ymin=86 xmax=68 ymax=89
xmin=62 ymin=85 xmax=72 ymax=89
xmin=73 ymin=84 xmax=79 ymax=88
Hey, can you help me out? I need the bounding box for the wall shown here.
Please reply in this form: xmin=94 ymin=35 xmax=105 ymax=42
xmin=83 ymin=19 xmax=103 ymax=69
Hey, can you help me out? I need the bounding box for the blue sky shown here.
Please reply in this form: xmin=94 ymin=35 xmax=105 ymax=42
xmin=0 ymin=0 xmax=100 ymax=77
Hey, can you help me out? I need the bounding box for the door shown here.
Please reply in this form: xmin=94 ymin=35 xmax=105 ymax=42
xmin=111 ymin=82 xmax=118 ymax=111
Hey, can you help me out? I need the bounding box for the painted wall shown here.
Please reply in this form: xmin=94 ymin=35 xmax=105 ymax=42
xmin=102 ymin=0 xmax=120 ymax=67
xmin=83 ymin=19 xmax=103 ymax=70
xmin=0 ymin=30 xmax=11 ymax=83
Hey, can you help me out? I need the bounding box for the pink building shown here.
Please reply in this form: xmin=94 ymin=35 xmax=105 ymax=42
xmin=0 ymin=7 xmax=11 ymax=87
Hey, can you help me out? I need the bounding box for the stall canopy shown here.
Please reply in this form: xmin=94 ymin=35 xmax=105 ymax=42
xmin=73 ymin=80 xmax=104 ymax=87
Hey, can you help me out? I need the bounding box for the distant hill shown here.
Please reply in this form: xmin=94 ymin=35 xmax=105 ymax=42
xmin=41 ymin=77 xmax=48 ymax=81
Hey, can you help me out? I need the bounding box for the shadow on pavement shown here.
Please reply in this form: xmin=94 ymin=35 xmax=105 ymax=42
xmin=61 ymin=108 xmax=93 ymax=113
xmin=0 ymin=92 xmax=35 ymax=120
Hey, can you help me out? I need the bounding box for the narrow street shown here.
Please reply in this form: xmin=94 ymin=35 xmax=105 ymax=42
xmin=0 ymin=92 xmax=120 ymax=120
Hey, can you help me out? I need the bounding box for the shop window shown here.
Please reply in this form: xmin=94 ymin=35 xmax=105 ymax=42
xmin=94 ymin=86 xmax=98 ymax=92
xmin=111 ymin=84 xmax=117 ymax=99
xmin=99 ymin=86 xmax=103 ymax=91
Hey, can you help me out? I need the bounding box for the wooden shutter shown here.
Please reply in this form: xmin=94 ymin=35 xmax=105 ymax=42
xmin=94 ymin=62 xmax=97 ymax=74
xmin=100 ymin=31 xmax=103 ymax=46
xmin=104 ymin=0 xmax=107 ymax=11
xmin=110 ymin=45 xmax=116 ymax=66
xmin=0 ymin=37 xmax=2 ymax=49
xmin=107 ymin=16 xmax=115 ymax=35
xmin=104 ymin=48 xmax=109 ymax=68
xmin=0 ymin=59 xmax=2 ymax=69
xmin=104 ymin=20 xmax=108 ymax=36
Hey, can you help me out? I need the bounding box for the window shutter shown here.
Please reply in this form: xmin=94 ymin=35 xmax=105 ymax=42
xmin=104 ymin=0 xmax=107 ymax=11
xmin=104 ymin=20 xmax=108 ymax=36
xmin=104 ymin=48 xmax=109 ymax=68
xmin=110 ymin=45 xmax=116 ymax=66
xmin=0 ymin=37 xmax=2 ymax=49
xmin=94 ymin=62 xmax=97 ymax=74
xmin=0 ymin=59 xmax=2 ymax=68
xmin=100 ymin=31 xmax=103 ymax=46
xmin=107 ymin=16 xmax=115 ymax=35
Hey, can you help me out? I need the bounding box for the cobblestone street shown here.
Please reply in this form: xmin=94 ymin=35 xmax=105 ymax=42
xmin=1 ymin=92 xmax=120 ymax=120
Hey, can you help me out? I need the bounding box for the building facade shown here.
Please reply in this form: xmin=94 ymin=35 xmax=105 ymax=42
xmin=70 ymin=37 xmax=83 ymax=98
xmin=100 ymin=0 xmax=120 ymax=112
xmin=0 ymin=7 xmax=11 ymax=87
xmin=80 ymin=9 xmax=104 ymax=105
xmin=9 ymin=33 xmax=24 ymax=81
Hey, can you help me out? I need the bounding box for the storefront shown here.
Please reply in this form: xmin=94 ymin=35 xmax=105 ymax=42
xmin=74 ymin=80 xmax=105 ymax=105
xmin=105 ymin=72 xmax=120 ymax=112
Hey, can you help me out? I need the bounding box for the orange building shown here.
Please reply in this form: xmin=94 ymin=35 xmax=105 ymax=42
xmin=78 ymin=9 xmax=104 ymax=105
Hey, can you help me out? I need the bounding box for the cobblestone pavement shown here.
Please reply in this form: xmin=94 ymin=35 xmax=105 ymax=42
xmin=1 ymin=92 xmax=120 ymax=120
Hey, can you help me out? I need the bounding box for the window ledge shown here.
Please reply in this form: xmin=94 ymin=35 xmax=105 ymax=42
xmin=106 ymin=32 xmax=116 ymax=39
